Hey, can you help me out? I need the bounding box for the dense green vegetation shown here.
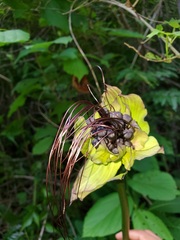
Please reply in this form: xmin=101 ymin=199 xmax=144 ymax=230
xmin=0 ymin=0 xmax=180 ymax=239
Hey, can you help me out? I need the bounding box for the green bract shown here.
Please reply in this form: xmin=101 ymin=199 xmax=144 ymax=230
xmin=71 ymin=85 xmax=164 ymax=202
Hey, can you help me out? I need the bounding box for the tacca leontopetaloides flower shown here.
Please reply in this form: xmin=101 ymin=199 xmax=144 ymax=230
xmin=47 ymin=85 xmax=164 ymax=215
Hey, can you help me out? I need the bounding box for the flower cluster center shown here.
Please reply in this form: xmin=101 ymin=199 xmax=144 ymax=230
xmin=87 ymin=109 xmax=139 ymax=154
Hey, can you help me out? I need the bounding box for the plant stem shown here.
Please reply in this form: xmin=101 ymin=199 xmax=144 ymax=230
xmin=117 ymin=179 xmax=130 ymax=240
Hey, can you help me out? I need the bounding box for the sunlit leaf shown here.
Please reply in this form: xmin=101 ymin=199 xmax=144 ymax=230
xmin=166 ymin=19 xmax=180 ymax=28
xmin=146 ymin=29 xmax=161 ymax=38
xmin=53 ymin=36 xmax=72 ymax=44
xmin=0 ymin=29 xmax=30 ymax=46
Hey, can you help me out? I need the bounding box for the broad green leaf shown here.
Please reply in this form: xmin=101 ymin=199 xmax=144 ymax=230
xmin=145 ymin=52 xmax=161 ymax=60
xmin=53 ymin=36 xmax=72 ymax=44
xmin=162 ymin=216 xmax=180 ymax=240
xmin=156 ymin=24 xmax=163 ymax=31
xmin=45 ymin=223 xmax=57 ymax=233
xmin=33 ymin=212 xmax=40 ymax=227
xmin=32 ymin=136 xmax=54 ymax=155
xmin=8 ymin=95 xmax=26 ymax=118
xmin=146 ymin=29 xmax=161 ymax=39
xmin=3 ymin=0 xmax=29 ymax=18
xmin=63 ymin=58 xmax=89 ymax=80
xmin=13 ymin=78 xmax=41 ymax=95
xmin=103 ymin=28 xmax=143 ymax=38
xmin=150 ymin=196 xmax=180 ymax=213
xmin=17 ymin=192 xmax=27 ymax=205
xmin=83 ymin=193 xmax=122 ymax=237
xmin=133 ymin=156 xmax=159 ymax=172
xmin=15 ymin=37 xmax=72 ymax=62
xmin=1 ymin=119 xmax=25 ymax=140
xmin=33 ymin=125 xmax=56 ymax=141
xmin=128 ymin=170 xmax=177 ymax=201
xmin=166 ymin=19 xmax=180 ymax=28
xmin=22 ymin=212 xmax=33 ymax=229
xmin=59 ymin=48 xmax=78 ymax=60
xmin=132 ymin=209 xmax=173 ymax=240
xmin=25 ymin=41 xmax=52 ymax=51
xmin=41 ymin=0 xmax=69 ymax=32
xmin=0 ymin=30 xmax=30 ymax=46
xmin=171 ymin=31 xmax=180 ymax=37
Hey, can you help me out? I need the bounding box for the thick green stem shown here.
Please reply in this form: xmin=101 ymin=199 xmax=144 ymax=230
xmin=117 ymin=179 xmax=130 ymax=240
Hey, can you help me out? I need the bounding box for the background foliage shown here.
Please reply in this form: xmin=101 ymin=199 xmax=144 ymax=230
xmin=0 ymin=0 xmax=180 ymax=239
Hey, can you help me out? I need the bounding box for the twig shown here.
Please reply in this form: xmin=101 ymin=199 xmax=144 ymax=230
xmin=0 ymin=74 xmax=11 ymax=82
xmin=38 ymin=212 xmax=48 ymax=240
xmin=124 ymin=42 xmax=179 ymax=62
xmin=131 ymin=0 xmax=164 ymax=68
xmin=98 ymin=0 xmax=180 ymax=56
xmin=69 ymin=0 xmax=101 ymax=95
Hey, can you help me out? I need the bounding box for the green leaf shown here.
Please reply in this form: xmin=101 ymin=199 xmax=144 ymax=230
xmin=1 ymin=119 xmax=25 ymax=142
xmin=166 ymin=19 xmax=180 ymax=29
xmin=83 ymin=193 xmax=122 ymax=237
xmin=33 ymin=212 xmax=40 ymax=227
xmin=150 ymin=196 xmax=180 ymax=213
xmin=59 ymin=48 xmax=78 ymax=60
xmin=63 ymin=58 xmax=89 ymax=80
xmin=22 ymin=212 xmax=33 ymax=229
xmin=133 ymin=156 xmax=159 ymax=172
xmin=32 ymin=136 xmax=54 ymax=155
xmin=0 ymin=29 xmax=30 ymax=46
xmin=8 ymin=95 xmax=26 ymax=118
xmin=17 ymin=192 xmax=27 ymax=205
xmin=156 ymin=24 xmax=163 ymax=31
xmin=132 ymin=209 xmax=173 ymax=240
xmin=13 ymin=78 xmax=41 ymax=95
xmin=3 ymin=0 xmax=29 ymax=18
xmin=103 ymin=28 xmax=144 ymax=38
xmin=41 ymin=0 xmax=69 ymax=32
xmin=146 ymin=29 xmax=161 ymax=39
xmin=171 ymin=31 xmax=180 ymax=37
xmin=162 ymin=216 xmax=180 ymax=240
xmin=53 ymin=36 xmax=73 ymax=44
xmin=128 ymin=170 xmax=177 ymax=201
xmin=33 ymin=125 xmax=56 ymax=141
xmin=45 ymin=223 xmax=58 ymax=233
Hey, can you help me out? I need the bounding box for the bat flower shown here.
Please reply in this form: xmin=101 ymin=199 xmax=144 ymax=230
xmin=47 ymin=85 xmax=164 ymax=214
xmin=70 ymin=85 xmax=164 ymax=202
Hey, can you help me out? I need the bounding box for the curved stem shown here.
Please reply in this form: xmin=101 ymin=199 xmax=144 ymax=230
xmin=117 ymin=179 xmax=130 ymax=240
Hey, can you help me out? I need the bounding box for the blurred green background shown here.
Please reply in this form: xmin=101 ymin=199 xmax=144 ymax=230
xmin=0 ymin=0 xmax=180 ymax=239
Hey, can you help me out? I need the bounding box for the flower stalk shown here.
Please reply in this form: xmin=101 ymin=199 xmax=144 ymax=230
xmin=117 ymin=179 xmax=130 ymax=240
